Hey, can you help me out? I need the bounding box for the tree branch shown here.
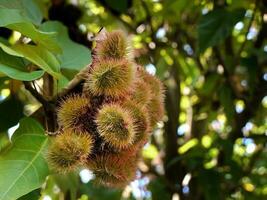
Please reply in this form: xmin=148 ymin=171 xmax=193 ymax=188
xmin=236 ymin=0 xmax=258 ymax=59
xmin=23 ymin=81 xmax=50 ymax=108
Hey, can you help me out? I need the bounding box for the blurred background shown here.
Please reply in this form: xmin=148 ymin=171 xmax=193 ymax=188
xmin=1 ymin=0 xmax=267 ymax=199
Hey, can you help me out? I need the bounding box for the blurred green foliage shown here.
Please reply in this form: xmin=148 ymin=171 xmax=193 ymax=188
xmin=0 ymin=0 xmax=267 ymax=199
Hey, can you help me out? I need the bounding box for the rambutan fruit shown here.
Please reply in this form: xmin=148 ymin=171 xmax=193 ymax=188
xmin=87 ymin=152 xmax=138 ymax=188
xmin=122 ymin=100 xmax=150 ymax=147
xmin=85 ymin=59 xmax=135 ymax=98
xmin=137 ymin=67 xmax=165 ymax=127
xmin=57 ymin=95 xmax=90 ymax=129
xmin=146 ymin=97 xmax=164 ymax=127
xmin=130 ymin=79 xmax=151 ymax=108
xmin=47 ymin=129 xmax=94 ymax=173
xmin=96 ymin=104 xmax=136 ymax=149
xmin=95 ymin=30 xmax=130 ymax=60
xmin=93 ymin=171 xmax=129 ymax=188
xmin=138 ymin=67 xmax=164 ymax=99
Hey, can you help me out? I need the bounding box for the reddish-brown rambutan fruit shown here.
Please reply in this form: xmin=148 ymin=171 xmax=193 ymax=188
xmin=57 ymin=95 xmax=90 ymax=129
xmin=95 ymin=30 xmax=130 ymax=60
xmin=87 ymin=152 xmax=138 ymax=188
xmin=85 ymin=59 xmax=135 ymax=98
xmin=130 ymin=79 xmax=152 ymax=108
xmin=93 ymin=171 xmax=129 ymax=188
xmin=146 ymin=97 xmax=164 ymax=127
xmin=95 ymin=104 xmax=136 ymax=149
xmin=47 ymin=129 xmax=94 ymax=173
xmin=49 ymin=29 xmax=166 ymax=187
xmin=138 ymin=67 xmax=164 ymax=99
xmin=136 ymin=67 xmax=165 ymax=127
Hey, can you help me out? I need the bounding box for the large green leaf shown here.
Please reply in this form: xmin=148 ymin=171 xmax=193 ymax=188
xmin=0 ymin=117 xmax=49 ymax=200
xmin=0 ymin=43 xmax=60 ymax=78
xmin=0 ymin=0 xmax=43 ymax=25
xmin=197 ymin=8 xmax=245 ymax=53
xmin=0 ymin=133 xmax=10 ymax=153
xmin=0 ymin=48 xmax=44 ymax=81
xmin=0 ymin=7 xmax=29 ymax=25
xmin=40 ymin=21 xmax=91 ymax=71
xmin=0 ymin=7 xmax=61 ymax=53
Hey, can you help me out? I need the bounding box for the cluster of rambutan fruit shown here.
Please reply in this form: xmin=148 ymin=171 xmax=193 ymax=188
xmin=47 ymin=30 xmax=164 ymax=188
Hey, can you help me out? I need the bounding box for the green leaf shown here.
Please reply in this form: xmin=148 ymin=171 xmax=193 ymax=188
xmin=240 ymin=56 xmax=258 ymax=93
xmin=0 ymin=117 xmax=49 ymax=200
xmin=0 ymin=7 xmax=29 ymax=25
xmin=40 ymin=21 xmax=91 ymax=71
xmin=0 ymin=48 xmax=44 ymax=81
xmin=0 ymin=0 xmax=43 ymax=25
xmin=218 ymin=85 xmax=235 ymax=121
xmin=163 ymin=0 xmax=194 ymax=21
xmin=0 ymin=64 xmax=44 ymax=81
xmin=39 ymin=176 xmax=61 ymax=200
xmin=197 ymin=8 xmax=245 ymax=53
xmin=57 ymin=74 xmax=70 ymax=91
xmin=79 ymin=182 xmax=122 ymax=200
xmin=0 ymin=95 xmax=24 ymax=132
xmin=148 ymin=178 xmax=172 ymax=200
xmin=0 ymin=43 xmax=60 ymax=78
xmin=7 ymin=23 xmax=61 ymax=53
xmin=11 ymin=44 xmax=61 ymax=77
xmin=178 ymin=55 xmax=200 ymax=85
xmin=156 ymin=57 xmax=169 ymax=79
xmin=199 ymin=73 xmax=220 ymax=96
xmin=17 ymin=189 xmax=40 ymax=200
xmin=198 ymin=169 xmax=222 ymax=200
xmin=0 ymin=7 xmax=61 ymax=53
xmin=104 ymin=0 xmax=128 ymax=13
xmin=0 ymin=133 xmax=11 ymax=153
xmin=54 ymin=172 xmax=79 ymax=200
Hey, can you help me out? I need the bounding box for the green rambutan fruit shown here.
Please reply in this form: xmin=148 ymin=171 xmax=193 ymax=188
xmin=95 ymin=30 xmax=130 ymax=60
xmin=47 ymin=129 xmax=94 ymax=173
xmin=57 ymin=95 xmax=90 ymax=129
xmin=122 ymin=100 xmax=150 ymax=147
xmin=85 ymin=59 xmax=135 ymax=98
xmin=87 ymin=152 xmax=137 ymax=188
xmin=96 ymin=104 xmax=136 ymax=149
xmin=131 ymin=79 xmax=152 ymax=108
